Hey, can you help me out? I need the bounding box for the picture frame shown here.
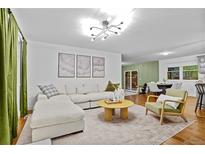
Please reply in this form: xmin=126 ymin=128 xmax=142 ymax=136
xmin=77 ymin=55 xmax=91 ymax=78
xmin=92 ymin=56 xmax=105 ymax=78
xmin=198 ymin=55 xmax=205 ymax=74
xmin=58 ymin=53 xmax=75 ymax=78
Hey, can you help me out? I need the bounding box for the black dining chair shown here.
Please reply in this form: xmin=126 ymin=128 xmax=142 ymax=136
xmin=195 ymin=83 xmax=205 ymax=112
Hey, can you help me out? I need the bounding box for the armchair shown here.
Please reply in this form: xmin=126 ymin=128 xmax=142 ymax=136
xmin=145 ymin=89 xmax=188 ymax=125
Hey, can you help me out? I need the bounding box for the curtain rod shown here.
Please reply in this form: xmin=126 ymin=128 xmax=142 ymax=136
xmin=8 ymin=8 xmax=26 ymax=41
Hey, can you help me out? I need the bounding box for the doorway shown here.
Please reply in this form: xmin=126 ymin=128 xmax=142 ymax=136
xmin=124 ymin=70 xmax=138 ymax=91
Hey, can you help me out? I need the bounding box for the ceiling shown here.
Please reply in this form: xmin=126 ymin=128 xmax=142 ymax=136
xmin=12 ymin=8 xmax=205 ymax=63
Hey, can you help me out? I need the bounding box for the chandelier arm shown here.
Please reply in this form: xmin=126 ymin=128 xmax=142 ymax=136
xmin=93 ymin=29 xmax=107 ymax=39
xmin=107 ymin=29 xmax=118 ymax=34
xmin=112 ymin=22 xmax=123 ymax=27
xmin=104 ymin=32 xmax=109 ymax=37
xmin=104 ymin=32 xmax=110 ymax=36
xmin=90 ymin=26 xmax=103 ymax=30
xmin=91 ymin=34 xmax=97 ymax=37
xmin=110 ymin=26 xmax=121 ymax=29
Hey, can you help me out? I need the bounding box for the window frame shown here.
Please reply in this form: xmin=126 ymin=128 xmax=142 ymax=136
xmin=167 ymin=66 xmax=180 ymax=80
xmin=182 ymin=65 xmax=198 ymax=81
xmin=166 ymin=64 xmax=199 ymax=81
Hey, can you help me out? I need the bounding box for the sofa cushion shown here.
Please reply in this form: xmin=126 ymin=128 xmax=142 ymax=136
xmin=55 ymin=83 xmax=66 ymax=94
xmin=87 ymin=92 xmax=113 ymax=101
xmin=34 ymin=95 xmax=73 ymax=111
xmin=49 ymin=94 xmax=72 ymax=103
xmin=33 ymin=95 xmax=74 ymax=110
xmin=166 ymin=89 xmax=187 ymax=101
xmin=145 ymin=102 xmax=180 ymax=115
xmin=65 ymin=84 xmax=77 ymax=94
xmin=97 ymin=83 xmax=106 ymax=92
xmin=31 ymin=101 xmax=84 ymax=129
xmin=70 ymin=94 xmax=90 ymax=103
xmin=77 ymin=84 xmax=98 ymax=94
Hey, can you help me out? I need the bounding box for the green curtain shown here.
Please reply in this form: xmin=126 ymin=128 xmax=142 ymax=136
xmin=20 ymin=39 xmax=28 ymax=117
xmin=0 ymin=8 xmax=10 ymax=145
xmin=0 ymin=9 xmax=20 ymax=144
xmin=7 ymin=13 xmax=18 ymax=142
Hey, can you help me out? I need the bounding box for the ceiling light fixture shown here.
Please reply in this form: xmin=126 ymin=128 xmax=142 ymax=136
xmin=80 ymin=9 xmax=135 ymax=41
xmin=159 ymin=51 xmax=173 ymax=56
xmin=90 ymin=20 xmax=123 ymax=41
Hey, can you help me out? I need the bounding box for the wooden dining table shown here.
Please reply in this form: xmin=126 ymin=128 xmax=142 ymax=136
xmin=157 ymin=83 xmax=173 ymax=94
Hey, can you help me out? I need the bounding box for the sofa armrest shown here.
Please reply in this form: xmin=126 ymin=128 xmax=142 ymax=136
xmin=37 ymin=93 xmax=48 ymax=101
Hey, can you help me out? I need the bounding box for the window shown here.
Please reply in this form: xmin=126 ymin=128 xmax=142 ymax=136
xmin=183 ymin=65 xmax=198 ymax=80
xmin=167 ymin=67 xmax=180 ymax=80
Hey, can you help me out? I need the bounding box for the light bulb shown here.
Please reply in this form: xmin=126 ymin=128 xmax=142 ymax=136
xmin=91 ymin=38 xmax=95 ymax=42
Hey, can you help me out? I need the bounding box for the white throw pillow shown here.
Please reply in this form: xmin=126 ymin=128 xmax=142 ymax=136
xmin=157 ymin=94 xmax=182 ymax=109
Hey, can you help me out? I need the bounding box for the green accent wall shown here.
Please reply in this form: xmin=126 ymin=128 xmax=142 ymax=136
xmin=122 ymin=61 xmax=159 ymax=88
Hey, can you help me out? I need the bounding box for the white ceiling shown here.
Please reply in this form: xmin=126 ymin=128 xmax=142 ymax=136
xmin=12 ymin=8 xmax=205 ymax=63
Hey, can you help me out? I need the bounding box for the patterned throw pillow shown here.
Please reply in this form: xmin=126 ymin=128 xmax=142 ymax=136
xmin=38 ymin=84 xmax=59 ymax=98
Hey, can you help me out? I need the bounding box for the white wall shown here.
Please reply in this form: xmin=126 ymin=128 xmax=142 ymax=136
xmin=159 ymin=54 xmax=205 ymax=96
xmin=27 ymin=41 xmax=122 ymax=109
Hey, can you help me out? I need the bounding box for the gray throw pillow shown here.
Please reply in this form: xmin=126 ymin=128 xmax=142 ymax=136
xmin=38 ymin=84 xmax=59 ymax=98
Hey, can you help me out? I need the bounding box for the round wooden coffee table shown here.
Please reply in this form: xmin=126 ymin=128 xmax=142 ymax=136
xmin=98 ymin=99 xmax=134 ymax=121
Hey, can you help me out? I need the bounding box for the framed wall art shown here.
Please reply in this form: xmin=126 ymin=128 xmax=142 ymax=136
xmin=58 ymin=53 xmax=75 ymax=78
xmin=198 ymin=55 xmax=205 ymax=74
xmin=77 ymin=55 xmax=91 ymax=78
xmin=92 ymin=56 xmax=105 ymax=78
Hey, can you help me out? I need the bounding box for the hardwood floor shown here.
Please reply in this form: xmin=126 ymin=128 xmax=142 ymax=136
xmin=13 ymin=94 xmax=205 ymax=145
xmin=12 ymin=111 xmax=32 ymax=145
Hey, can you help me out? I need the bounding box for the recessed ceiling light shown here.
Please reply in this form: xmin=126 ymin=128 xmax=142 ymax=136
xmin=159 ymin=51 xmax=173 ymax=56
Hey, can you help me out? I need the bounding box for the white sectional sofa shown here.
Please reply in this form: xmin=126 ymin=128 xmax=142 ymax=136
xmin=31 ymin=95 xmax=85 ymax=142
xmin=30 ymin=83 xmax=124 ymax=142
xmin=56 ymin=83 xmax=122 ymax=109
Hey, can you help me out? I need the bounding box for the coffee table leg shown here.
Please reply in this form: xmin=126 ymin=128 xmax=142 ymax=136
xmin=120 ymin=108 xmax=128 ymax=120
xmin=104 ymin=108 xmax=112 ymax=121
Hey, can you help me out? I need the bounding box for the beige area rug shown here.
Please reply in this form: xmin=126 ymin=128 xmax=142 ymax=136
xmin=17 ymin=105 xmax=194 ymax=145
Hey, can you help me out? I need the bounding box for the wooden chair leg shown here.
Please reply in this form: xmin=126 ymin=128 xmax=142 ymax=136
xmin=195 ymin=94 xmax=200 ymax=112
xmin=160 ymin=113 xmax=164 ymax=125
xmin=181 ymin=115 xmax=188 ymax=122
xmin=145 ymin=108 xmax=148 ymax=115
xmin=200 ymin=95 xmax=203 ymax=110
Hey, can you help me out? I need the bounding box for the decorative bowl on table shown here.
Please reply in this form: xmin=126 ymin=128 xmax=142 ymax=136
xmin=104 ymin=99 xmax=122 ymax=104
